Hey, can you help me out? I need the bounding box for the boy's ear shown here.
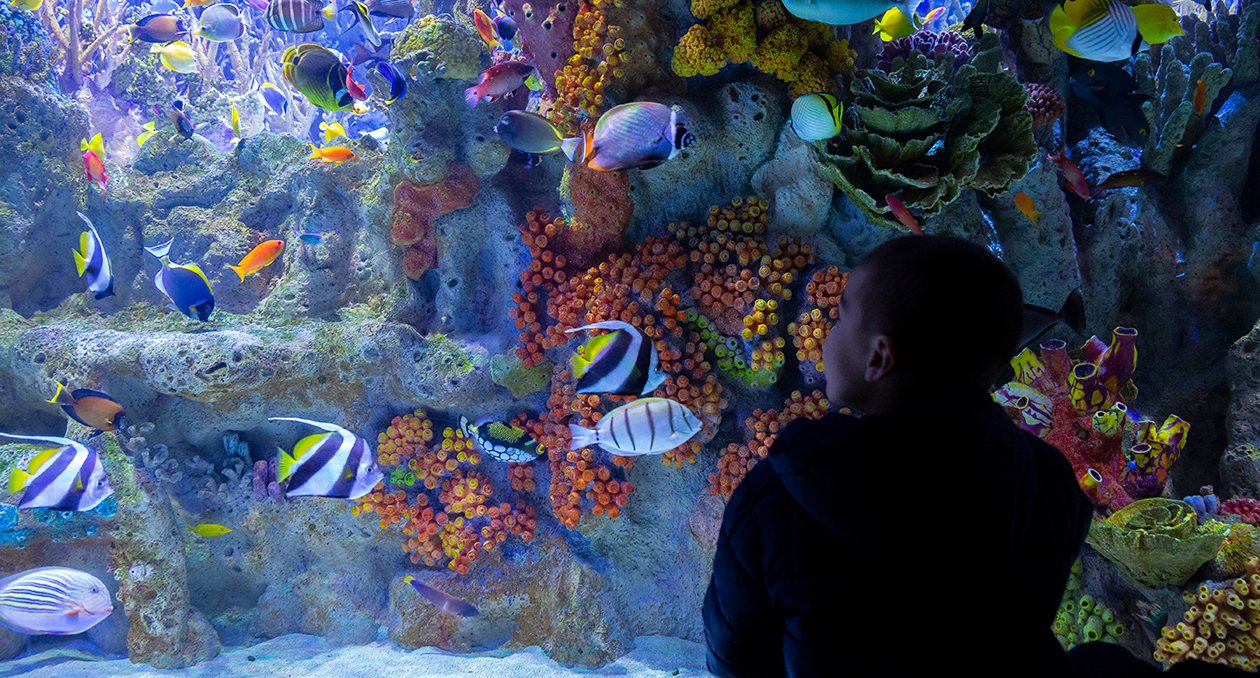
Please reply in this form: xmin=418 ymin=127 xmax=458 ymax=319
xmin=865 ymin=335 xmax=897 ymax=382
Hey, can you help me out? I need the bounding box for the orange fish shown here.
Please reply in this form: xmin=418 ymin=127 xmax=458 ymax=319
xmin=80 ymin=134 xmax=107 ymax=191
xmin=47 ymin=381 xmax=126 ymax=433
xmin=226 ymin=240 xmax=285 ymax=281
xmin=1192 ymin=78 xmax=1206 ymax=115
xmin=473 ymin=8 xmax=500 ymax=51
xmin=1046 ymin=146 xmax=1090 ymax=200
xmin=884 ymin=193 xmax=924 ymax=235
xmin=1014 ymin=192 xmax=1044 ymax=227
xmin=307 ymin=143 xmax=356 ymax=163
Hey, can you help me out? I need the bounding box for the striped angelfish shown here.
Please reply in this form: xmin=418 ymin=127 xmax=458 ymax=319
xmin=2 ymin=433 xmax=113 ymax=512
xmin=0 ymin=567 xmax=113 ymax=635
xmin=1063 ymin=0 xmax=1143 ymax=62
xmin=569 ymin=397 xmax=700 ymax=457
xmin=565 ymin=320 xmax=667 ymax=396
xmin=271 ymin=417 xmax=383 ymax=499
xmin=73 ymin=212 xmax=114 ymax=300
xmin=458 ymin=415 xmax=543 ymax=463
xmin=265 ymin=0 xmax=336 ymax=32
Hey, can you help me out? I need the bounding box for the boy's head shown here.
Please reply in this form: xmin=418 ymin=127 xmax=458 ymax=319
xmin=823 ymin=235 xmax=1023 ymax=412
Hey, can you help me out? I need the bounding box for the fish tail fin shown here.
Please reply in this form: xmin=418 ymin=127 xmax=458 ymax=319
xmin=73 ymin=246 xmax=87 ymax=277
xmin=323 ymin=2 xmax=337 ymax=21
xmin=463 ymin=85 xmax=480 ymax=108
xmin=44 ymin=381 xmax=66 ymax=405
xmin=568 ymin=423 xmax=598 ymax=449
xmin=8 ymin=467 xmax=30 ymax=494
xmin=306 ymin=143 xmax=322 ymax=160
xmin=560 ymin=136 xmax=583 ymax=162
xmin=1060 ymin=289 xmax=1087 ymax=337
xmin=226 ymin=263 xmax=247 ymax=282
xmin=144 ymin=237 xmax=173 ymax=260
xmin=276 ymin=447 xmax=295 ymax=481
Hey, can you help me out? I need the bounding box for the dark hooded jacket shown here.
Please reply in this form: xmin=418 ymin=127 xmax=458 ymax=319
xmin=703 ymin=390 xmax=1093 ymax=677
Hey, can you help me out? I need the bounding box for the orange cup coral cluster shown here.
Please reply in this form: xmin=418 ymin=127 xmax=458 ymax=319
xmin=1154 ymin=559 xmax=1260 ymax=670
xmin=804 ymin=266 xmax=848 ymax=318
xmin=548 ymin=0 xmax=624 ymax=136
xmin=788 ymin=308 xmax=830 ymax=372
xmin=390 ymin=164 xmax=480 ymax=280
xmin=709 ymin=390 xmax=831 ymax=497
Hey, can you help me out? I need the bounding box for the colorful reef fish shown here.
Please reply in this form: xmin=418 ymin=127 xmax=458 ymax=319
xmin=871 ymin=5 xmax=943 ymax=41
xmin=345 ymin=63 xmax=368 ymax=101
xmin=884 ymin=193 xmax=924 ymax=234
xmin=80 ymin=134 xmax=107 ymax=191
xmin=1096 ymin=168 xmax=1165 ymax=191
xmin=73 ymin=212 xmax=114 ymax=300
xmin=781 ymin=0 xmax=912 ymax=25
xmin=307 ymin=144 xmax=356 ymax=163
xmin=9 ymin=0 xmax=44 ymax=12
xmin=1192 ymin=78 xmax=1207 ymax=115
xmin=1020 ymin=289 xmax=1086 ymax=349
xmin=136 ymin=121 xmax=157 ymax=148
xmin=194 ymin=3 xmax=244 ymax=41
xmin=458 ymin=416 xmax=543 ymax=463
xmin=1049 ymin=0 xmax=1182 ymax=62
xmin=270 ymin=417 xmax=384 ymax=500
xmin=375 ymin=62 xmax=406 ymax=104
xmin=188 ymin=524 xmax=232 ymax=538
xmin=569 ymin=397 xmax=701 ymax=457
xmin=464 ymin=61 xmax=535 ymax=108
xmin=226 ymin=240 xmax=285 ymax=281
xmin=789 ymin=92 xmax=842 ymax=141
xmin=259 ymin=83 xmax=289 ymax=117
xmin=339 ymin=1 xmax=382 ymax=49
xmin=403 ymin=577 xmax=478 ymax=617
xmin=320 ymin=121 xmax=349 ymax=142
xmin=151 ymin=41 xmax=198 ymax=74
xmin=493 ymin=110 xmax=582 ymax=159
xmin=473 ymin=8 xmax=502 ymax=51
xmin=282 ymin=43 xmax=353 ymax=111
xmin=266 ymin=0 xmax=336 ymax=32
xmin=1 ymin=433 xmax=114 ymax=512
xmin=46 ymin=382 xmax=126 ymax=434
xmin=1014 ymin=192 xmax=1043 ymax=227
xmin=129 ymin=13 xmax=188 ymax=43
xmin=168 ymin=100 xmax=195 ymax=139
xmin=566 ymin=320 xmax=666 ymax=396
xmin=581 ymin=102 xmax=694 ymax=172
xmin=0 ymin=567 xmax=113 ymax=636
xmin=366 ymin=0 xmax=415 ymax=19
xmin=1047 ymin=146 xmax=1090 ymax=200
xmin=144 ymin=238 xmax=216 ymax=322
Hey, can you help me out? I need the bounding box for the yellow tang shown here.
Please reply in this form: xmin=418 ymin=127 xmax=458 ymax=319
xmin=151 ymin=41 xmax=198 ymax=74
xmin=9 ymin=0 xmax=43 ymax=11
xmin=189 ymin=524 xmax=232 ymax=538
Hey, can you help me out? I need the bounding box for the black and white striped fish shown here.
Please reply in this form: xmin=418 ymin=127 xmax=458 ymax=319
xmin=271 ymin=417 xmax=383 ymax=500
xmin=0 ymin=567 xmax=113 ymax=635
xmin=266 ymin=0 xmax=336 ymax=33
xmin=459 ymin=415 xmax=543 ymax=463
xmin=569 ymin=397 xmax=700 ymax=456
xmin=2 ymin=433 xmax=113 ymax=512
xmin=73 ymin=212 xmax=114 ymax=300
xmin=565 ymin=320 xmax=667 ymax=396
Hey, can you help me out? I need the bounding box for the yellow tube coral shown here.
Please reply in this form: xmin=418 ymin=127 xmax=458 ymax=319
xmin=671 ymin=24 xmax=726 ymax=77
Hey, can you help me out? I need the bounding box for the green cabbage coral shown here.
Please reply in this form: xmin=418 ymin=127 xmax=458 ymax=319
xmin=1087 ymin=498 xmax=1229 ymax=587
xmin=813 ymin=34 xmax=1035 ymax=230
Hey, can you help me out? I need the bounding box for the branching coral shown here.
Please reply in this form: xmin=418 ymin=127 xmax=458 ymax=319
xmin=391 ymin=164 xmax=480 ymax=280
xmin=0 ymin=3 xmax=52 ymax=83
xmin=1088 ymin=498 xmax=1228 ymax=587
xmin=38 ymin=0 xmax=122 ymax=92
xmin=1154 ymin=559 xmax=1260 ymax=670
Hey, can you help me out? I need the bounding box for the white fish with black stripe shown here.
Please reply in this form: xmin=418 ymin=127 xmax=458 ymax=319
xmin=566 ymin=320 xmax=667 ymax=396
xmin=72 ymin=212 xmax=114 ymax=300
xmin=0 ymin=567 xmax=113 ymax=635
xmin=569 ymin=397 xmax=700 ymax=457
xmin=2 ymin=433 xmax=113 ymax=512
xmin=1050 ymin=0 xmax=1183 ymax=63
xmin=459 ymin=415 xmax=543 ymax=463
xmin=790 ymin=92 xmax=843 ymax=142
xmin=271 ymin=417 xmax=383 ymax=500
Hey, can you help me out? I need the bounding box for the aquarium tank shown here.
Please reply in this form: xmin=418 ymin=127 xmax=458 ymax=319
xmin=0 ymin=0 xmax=1257 ymax=673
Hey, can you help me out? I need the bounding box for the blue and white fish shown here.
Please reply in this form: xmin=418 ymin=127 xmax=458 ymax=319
xmin=458 ymin=415 xmax=543 ymax=463
xmin=565 ymin=320 xmax=666 ymax=396
xmin=72 ymin=212 xmax=114 ymax=300
xmin=569 ymin=397 xmax=700 ymax=457
xmin=781 ymin=0 xmax=912 ymax=26
xmin=291 ymin=225 xmax=326 ymax=245
xmin=403 ymin=576 xmax=478 ymax=617
xmin=581 ymin=102 xmax=694 ymax=172
xmin=259 ymin=83 xmax=289 ymax=117
xmin=270 ymin=417 xmax=384 ymax=500
xmin=790 ymin=92 xmax=843 ymax=142
xmin=1 ymin=433 xmax=114 ymax=512
xmin=144 ymin=238 xmax=215 ymax=322
xmin=0 ymin=567 xmax=113 ymax=635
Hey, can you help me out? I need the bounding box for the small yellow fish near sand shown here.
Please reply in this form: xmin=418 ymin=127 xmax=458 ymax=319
xmin=189 ymin=524 xmax=232 ymax=537
xmin=1014 ymin=192 xmax=1044 ymax=227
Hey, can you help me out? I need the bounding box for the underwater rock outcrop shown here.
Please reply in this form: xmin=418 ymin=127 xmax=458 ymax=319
xmin=1087 ymin=498 xmax=1228 ymax=588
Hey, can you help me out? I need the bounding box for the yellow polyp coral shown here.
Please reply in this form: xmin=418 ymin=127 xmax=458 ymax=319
xmin=787 ymin=52 xmax=833 ymax=98
xmin=749 ymin=338 xmax=785 ymax=372
xmin=709 ymin=1 xmax=756 ymax=64
xmin=824 ymin=39 xmax=856 ymax=73
xmin=691 ymin=0 xmax=741 ymax=20
xmin=1154 ymin=559 xmax=1260 ymax=670
xmin=1219 ymin=524 xmax=1260 ymax=574
xmin=671 ymin=25 xmax=726 ymax=77
xmin=749 ymin=24 xmax=807 ymax=78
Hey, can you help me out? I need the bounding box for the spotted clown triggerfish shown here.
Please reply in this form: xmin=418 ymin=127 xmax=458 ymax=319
xmin=458 ymin=415 xmax=544 ymax=463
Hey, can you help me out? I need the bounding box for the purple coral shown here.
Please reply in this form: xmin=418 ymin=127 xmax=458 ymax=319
xmin=877 ymin=31 xmax=972 ymax=72
xmin=253 ymin=459 xmax=285 ymax=503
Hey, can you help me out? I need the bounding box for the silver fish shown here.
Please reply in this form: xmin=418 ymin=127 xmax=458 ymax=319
xmin=73 ymin=212 xmax=114 ymax=300
xmin=2 ymin=433 xmax=113 ymax=512
xmin=569 ymin=397 xmax=700 ymax=457
xmin=195 ymin=3 xmax=244 ymax=42
xmin=271 ymin=417 xmax=383 ymax=500
xmin=403 ymin=577 xmax=478 ymax=617
xmin=0 ymin=567 xmax=113 ymax=635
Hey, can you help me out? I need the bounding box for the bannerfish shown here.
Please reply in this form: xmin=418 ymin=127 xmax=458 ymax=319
xmin=1 ymin=433 xmax=114 ymax=512
xmin=169 ymin=100 xmax=195 ymax=139
xmin=1020 ymin=288 xmax=1086 ymax=348
xmin=790 ymin=92 xmax=842 ymax=141
xmin=130 ymin=13 xmax=188 ymax=43
xmin=144 ymin=238 xmax=215 ymax=322
xmin=345 ymin=61 xmax=368 ymax=100
xmin=188 ymin=524 xmax=232 ymax=537
xmin=403 ymin=576 xmax=478 ymax=617
xmin=266 ymin=0 xmax=336 ymax=32
xmin=493 ymin=110 xmax=582 ymax=159
xmin=0 ymin=567 xmax=113 ymax=636
xmin=366 ymin=0 xmax=414 ymax=19
xmin=9 ymin=0 xmax=43 ymax=12
xmin=320 ymin=121 xmax=349 ymax=141
xmin=226 ymin=240 xmax=285 ymax=281
xmin=565 ymin=320 xmax=666 ymax=396
xmin=151 ymin=41 xmax=197 ymax=74
xmin=782 ymin=0 xmax=912 ymax=25
xmin=569 ymin=397 xmax=701 ymax=457
xmin=281 ymin=43 xmax=353 ymax=112
xmin=1192 ymin=77 xmax=1206 ymax=115
xmin=1049 ymin=0 xmax=1182 ymax=62
xmin=1047 ymin=146 xmax=1090 ymax=200
xmin=270 ymin=417 xmax=384 ymax=500
xmin=458 ymin=416 xmax=543 ymax=463
xmin=73 ymin=212 xmax=114 ymax=300
xmin=1014 ymin=192 xmax=1043 ymax=227
xmin=339 ymin=1 xmax=382 ymax=49
xmin=464 ymin=61 xmax=535 ymax=108
xmin=473 ymin=8 xmax=502 ymax=51
xmin=136 ymin=121 xmax=157 ymax=147
xmin=1096 ymin=168 xmax=1165 ymax=191
xmin=307 ymin=143 xmax=356 ymax=163
xmin=194 ymin=3 xmax=244 ymax=41
xmin=46 ymin=382 xmax=126 ymax=434
xmin=375 ymin=62 xmax=406 ymax=104
xmin=80 ymin=134 xmax=107 ymax=191
xmin=884 ymin=193 xmax=924 ymax=234
xmin=260 ymin=83 xmax=289 ymax=116
xmin=581 ymin=102 xmax=694 ymax=172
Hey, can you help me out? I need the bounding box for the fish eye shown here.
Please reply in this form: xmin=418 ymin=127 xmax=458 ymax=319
xmin=1088 ymin=69 xmax=1095 ymax=76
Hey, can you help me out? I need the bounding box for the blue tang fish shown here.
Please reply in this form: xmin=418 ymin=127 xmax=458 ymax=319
xmin=2 ymin=433 xmax=114 ymax=512
xmin=144 ymin=237 xmax=215 ymax=322
xmin=72 ymin=212 xmax=114 ymax=300
xmin=270 ymin=417 xmax=384 ymax=500
xmin=0 ymin=567 xmax=113 ymax=635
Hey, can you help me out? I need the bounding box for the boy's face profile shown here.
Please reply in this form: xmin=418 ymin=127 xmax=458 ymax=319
xmin=823 ymin=266 xmax=879 ymax=410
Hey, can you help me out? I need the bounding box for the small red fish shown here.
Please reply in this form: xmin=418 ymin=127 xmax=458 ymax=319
xmin=463 ymin=61 xmax=535 ymax=108
xmin=346 ymin=59 xmax=367 ymax=100
xmin=473 ymin=8 xmax=500 ymax=51
xmin=1192 ymin=78 xmax=1206 ymax=115
xmin=884 ymin=193 xmax=924 ymax=235
xmin=1046 ymin=146 xmax=1090 ymax=200
xmin=80 ymin=134 xmax=107 ymax=191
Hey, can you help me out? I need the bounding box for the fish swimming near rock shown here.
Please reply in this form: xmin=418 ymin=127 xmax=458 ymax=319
xmin=129 ymin=13 xmax=188 ymax=43
xmin=339 ymin=1 xmax=382 ymax=49
xmin=1 ymin=433 xmax=114 ymax=512
xmin=1047 ymin=146 xmax=1090 ymax=200
xmin=493 ymin=110 xmax=582 ymax=159
xmin=259 ymin=83 xmax=290 ymax=116
xmin=270 ymin=417 xmax=384 ymax=500
xmin=1049 ymin=0 xmax=1182 ymax=62
xmin=375 ymin=62 xmax=406 ymax=104
xmin=781 ymin=0 xmax=913 ymax=25
xmin=188 ymin=524 xmax=232 ymax=538
xmin=790 ymin=92 xmax=842 ymax=141
xmin=0 ymin=567 xmax=113 ymax=636
xmin=291 ymin=225 xmax=327 ymax=245
xmin=320 ymin=121 xmax=348 ymax=141
xmin=569 ymin=397 xmax=701 ymax=457
xmin=473 ymin=8 xmax=503 ymax=52
xmin=151 ymin=41 xmax=198 ymax=74
xmin=872 ymin=5 xmax=942 ymax=41
xmin=1014 ymin=192 xmax=1043 ymax=227
xmin=566 ymin=320 xmax=666 ymax=396
xmin=136 ymin=121 xmax=157 ymax=147
xmin=73 ymin=212 xmax=114 ymax=300
xmin=144 ymin=238 xmax=215 ymax=322
xmin=464 ymin=61 xmax=535 ymax=108
xmin=351 ymin=36 xmax=394 ymax=65
xmin=366 ymin=0 xmax=415 ymax=19
xmin=884 ymin=193 xmax=924 ymax=234
xmin=10 ymin=0 xmax=44 ymax=12
xmin=281 ymin=43 xmax=353 ymax=111
xmin=168 ymin=99 xmax=195 ymax=139
xmin=1069 ymin=63 xmax=1137 ymax=109
xmin=80 ymin=134 xmax=107 ymax=192
xmin=345 ymin=62 xmax=368 ymax=100
xmin=1095 ymin=168 xmax=1165 ymax=191
xmin=581 ymin=102 xmax=694 ymax=172
xmin=266 ymin=0 xmax=336 ymax=32
xmin=403 ymin=576 xmax=478 ymax=617
xmin=226 ymin=240 xmax=285 ymax=281
xmin=1020 ymin=289 xmax=1087 ymax=349
xmin=1192 ymin=77 xmax=1206 ymax=115
xmin=194 ymin=3 xmax=244 ymax=41
xmin=307 ymin=143 xmax=356 ymax=163
xmin=46 ymin=382 xmax=126 ymax=434
xmin=229 ymin=104 xmax=242 ymax=139
xmin=458 ymin=416 xmax=543 ymax=463
xmin=1069 ymin=64 xmax=1150 ymax=148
